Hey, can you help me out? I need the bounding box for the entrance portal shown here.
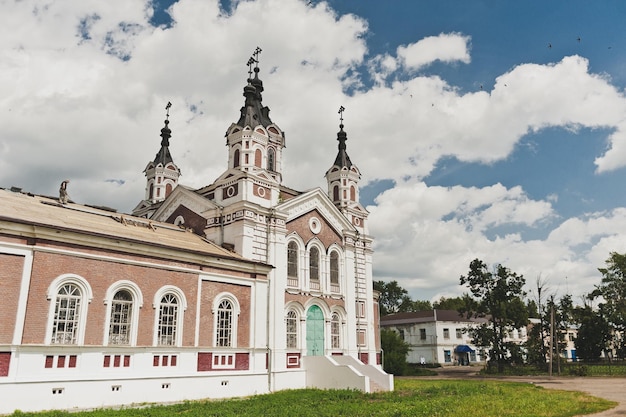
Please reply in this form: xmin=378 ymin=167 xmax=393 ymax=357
xmin=306 ymin=305 xmax=324 ymax=356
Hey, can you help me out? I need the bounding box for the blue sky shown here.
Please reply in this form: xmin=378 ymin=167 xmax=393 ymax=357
xmin=2 ymin=0 xmax=626 ymax=302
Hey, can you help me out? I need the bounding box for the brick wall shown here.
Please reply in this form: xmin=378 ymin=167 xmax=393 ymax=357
xmin=23 ymin=250 xmax=199 ymax=346
xmin=0 ymin=253 xmax=24 ymax=344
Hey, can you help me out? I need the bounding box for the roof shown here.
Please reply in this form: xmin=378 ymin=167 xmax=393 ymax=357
xmin=380 ymin=309 xmax=488 ymax=326
xmin=0 ymin=188 xmax=265 ymax=269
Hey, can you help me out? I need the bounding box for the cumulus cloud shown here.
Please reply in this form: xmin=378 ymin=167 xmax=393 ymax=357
xmin=397 ymin=33 xmax=471 ymax=71
xmin=2 ymin=0 xmax=626 ymax=303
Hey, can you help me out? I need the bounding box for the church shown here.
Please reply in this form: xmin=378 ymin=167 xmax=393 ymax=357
xmin=0 ymin=50 xmax=391 ymax=414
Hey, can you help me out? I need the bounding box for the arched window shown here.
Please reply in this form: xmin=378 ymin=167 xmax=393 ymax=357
xmin=333 ymin=185 xmax=339 ymax=202
xmin=309 ymin=246 xmax=320 ymax=282
xmin=286 ymin=310 xmax=298 ymax=349
xmin=254 ymin=149 xmax=262 ymax=167
xmin=287 ymin=241 xmax=299 ymax=284
xmin=350 ymin=185 xmax=356 ymax=201
xmin=331 ymin=313 xmax=341 ymax=349
xmin=216 ymin=299 xmax=234 ymax=347
xmin=157 ymin=293 xmax=179 ymax=346
xmin=233 ymin=149 xmax=240 ymax=168
xmin=330 ymin=251 xmax=340 ymax=288
xmin=108 ymin=289 xmax=134 ymax=345
xmin=51 ymin=283 xmax=82 ymax=344
xmin=46 ymin=275 xmax=92 ymax=346
xmin=267 ymin=147 xmax=275 ymax=171
xmin=165 ymin=183 xmax=173 ymax=197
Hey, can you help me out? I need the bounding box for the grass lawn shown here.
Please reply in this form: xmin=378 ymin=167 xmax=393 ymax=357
xmin=9 ymin=379 xmax=616 ymax=417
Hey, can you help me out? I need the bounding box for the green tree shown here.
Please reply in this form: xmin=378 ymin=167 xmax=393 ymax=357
xmin=374 ymin=280 xmax=409 ymax=316
xmin=398 ymin=296 xmax=432 ymax=312
xmin=592 ymin=252 xmax=626 ymax=359
xmin=573 ymin=303 xmax=610 ymax=362
xmin=460 ymin=259 xmax=529 ymax=372
xmin=433 ymin=296 xmax=470 ymax=311
xmin=380 ymin=328 xmax=410 ymax=375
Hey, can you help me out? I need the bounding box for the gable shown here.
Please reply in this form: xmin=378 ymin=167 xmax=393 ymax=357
xmin=278 ymin=188 xmax=354 ymax=236
xmin=151 ymin=186 xmax=218 ymax=223
xmin=286 ymin=209 xmax=342 ymax=248
xmin=165 ymin=205 xmax=207 ymax=236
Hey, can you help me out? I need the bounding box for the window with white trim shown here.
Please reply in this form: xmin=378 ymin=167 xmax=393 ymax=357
xmin=157 ymin=293 xmax=179 ymax=346
xmin=51 ymin=283 xmax=82 ymax=344
xmin=286 ymin=310 xmax=298 ymax=349
xmin=309 ymin=246 xmax=320 ymax=285
xmin=109 ymin=290 xmax=133 ymax=345
xmin=287 ymin=241 xmax=299 ymax=286
xmin=329 ymin=251 xmax=339 ymax=291
xmin=47 ymin=275 xmax=92 ymax=346
xmin=216 ymin=299 xmax=234 ymax=347
xmin=331 ymin=313 xmax=341 ymax=349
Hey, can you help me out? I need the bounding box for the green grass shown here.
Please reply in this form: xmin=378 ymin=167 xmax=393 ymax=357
xmin=9 ymin=379 xmax=616 ymax=417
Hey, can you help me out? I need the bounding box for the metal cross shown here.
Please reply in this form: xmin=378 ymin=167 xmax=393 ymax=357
xmin=247 ymin=57 xmax=256 ymax=78
xmin=253 ymin=46 xmax=262 ymax=66
xmin=338 ymin=105 xmax=345 ymax=124
xmin=165 ymin=101 xmax=172 ymax=120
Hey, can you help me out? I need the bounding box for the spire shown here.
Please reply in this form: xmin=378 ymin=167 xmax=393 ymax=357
xmin=333 ymin=106 xmax=353 ymax=168
xmin=237 ymin=47 xmax=273 ymax=128
xmin=153 ymin=102 xmax=174 ymax=165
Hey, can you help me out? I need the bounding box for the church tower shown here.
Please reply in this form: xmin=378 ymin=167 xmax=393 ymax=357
xmin=221 ymin=48 xmax=285 ymax=199
xmin=132 ymin=103 xmax=181 ymax=217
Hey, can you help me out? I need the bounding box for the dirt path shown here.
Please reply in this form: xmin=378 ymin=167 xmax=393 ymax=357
xmin=418 ymin=366 xmax=626 ymax=416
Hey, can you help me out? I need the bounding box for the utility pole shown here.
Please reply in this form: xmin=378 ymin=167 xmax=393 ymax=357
xmin=549 ymin=303 xmax=554 ymax=377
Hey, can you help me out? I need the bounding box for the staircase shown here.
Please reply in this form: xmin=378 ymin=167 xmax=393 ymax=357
xmin=302 ymin=355 xmax=393 ymax=393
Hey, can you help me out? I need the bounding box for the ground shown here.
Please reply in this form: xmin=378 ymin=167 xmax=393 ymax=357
xmin=418 ymin=366 xmax=626 ymax=416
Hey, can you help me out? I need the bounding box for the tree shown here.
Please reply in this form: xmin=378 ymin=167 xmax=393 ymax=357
xmin=433 ymin=296 xmax=469 ymax=311
xmin=573 ymin=303 xmax=610 ymax=362
xmin=398 ymin=296 xmax=432 ymax=312
xmin=460 ymin=259 xmax=528 ymax=372
xmin=380 ymin=328 xmax=410 ymax=375
xmin=591 ymin=252 xmax=626 ymax=359
xmin=374 ymin=280 xmax=409 ymax=316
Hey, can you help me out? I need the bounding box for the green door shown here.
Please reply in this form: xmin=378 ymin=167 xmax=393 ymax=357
xmin=306 ymin=305 xmax=324 ymax=356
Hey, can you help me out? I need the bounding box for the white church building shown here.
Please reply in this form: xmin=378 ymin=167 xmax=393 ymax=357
xmin=0 ymin=51 xmax=391 ymax=414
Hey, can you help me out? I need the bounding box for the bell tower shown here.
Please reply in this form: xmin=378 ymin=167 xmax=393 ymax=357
xmin=143 ymin=102 xmax=181 ymax=204
xmin=223 ymin=47 xmax=285 ymax=188
xmin=325 ymin=106 xmax=361 ymax=209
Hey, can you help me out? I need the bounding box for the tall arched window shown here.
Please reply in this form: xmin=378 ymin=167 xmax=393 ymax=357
xmin=330 ymin=251 xmax=340 ymax=290
xmin=286 ymin=310 xmax=298 ymax=349
xmin=157 ymin=293 xmax=179 ymax=346
xmin=333 ymin=185 xmax=339 ymax=202
xmin=309 ymin=246 xmax=320 ymax=283
xmin=51 ymin=283 xmax=82 ymax=344
xmin=287 ymin=241 xmax=299 ymax=286
xmin=267 ymin=147 xmax=275 ymax=171
xmin=165 ymin=183 xmax=173 ymax=197
xmin=109 ymin=289 xmax=133 ymax=345
xmin=233 ymin=149 xmax=240 ymax=168
xmin=46 ymin=275 xmax=92 ymax=346
xmin=350 ymin=185 xmax=356 ymax=201
xmin=216 ymin=299 xmax=233 ymax=347
xmin=254 ymin=149 xmax=262 ymax=167
xmin=331 ymin=313 xmax=341 ymax=349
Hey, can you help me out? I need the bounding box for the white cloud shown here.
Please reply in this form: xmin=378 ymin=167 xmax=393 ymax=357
xmin=397 ymin=33 xmax=471 ymax=71
xmin=2 ymin=0 xmax=626 ymax=305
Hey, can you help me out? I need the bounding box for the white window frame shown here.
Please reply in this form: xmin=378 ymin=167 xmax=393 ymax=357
xmin=287 ymin=240 xmax=300 ymax=287
xmin=286 ymin=309 xmax=299 ymax=349
xmin=45 ymin=274 xmax=93 ymax=345
xmin=152 ymin=285 xmax=187 ymax=346
xmin=212 ymin=293 xmax=240 ymax=348
xmin=103 ymin=280 xmax=143 ymax=346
